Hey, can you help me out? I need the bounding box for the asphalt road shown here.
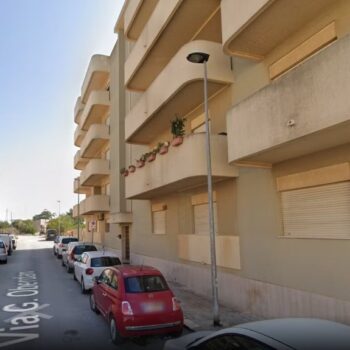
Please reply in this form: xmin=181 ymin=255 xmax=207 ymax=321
xmin=0 ymin=235 xmax=187 ymax=350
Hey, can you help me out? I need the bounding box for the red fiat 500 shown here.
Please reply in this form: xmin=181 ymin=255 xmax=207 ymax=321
xmin=90 ymin=265 xmax=183 ymax=344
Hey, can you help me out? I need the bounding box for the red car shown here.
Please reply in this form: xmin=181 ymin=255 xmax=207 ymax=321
xmin=90 ymin=265 xmax=183 ymax=344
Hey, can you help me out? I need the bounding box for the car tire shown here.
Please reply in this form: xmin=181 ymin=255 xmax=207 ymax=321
xmin=4 ymin=259 xmax=7 ymax=264
xmin=66 ymin=263 xmax=72 ymax=273
xmin=73 ymin=270 xmax=77 ymax=281
xmin=89 ymin=293 xmax=100 ymax=314
xmin=57 ymin=254 xmax=61 ymax=259
xmin=8 ymin=250 xmax=12 ymax=256
xmin=110 ymin=317 xmax=124 ymax=345
xmin=61 ymin=259 xmax=65 ymax=267
xmin=81 ymin=278 xmax=86 ymax=294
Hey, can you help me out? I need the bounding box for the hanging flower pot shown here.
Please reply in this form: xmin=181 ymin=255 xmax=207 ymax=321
xmin=147 ymin=153 xmax=156 ymax=162
xmin=171 ymin=136 xmax=183 ymax=147
xmin=159 ymin=141 xmax=170 ymax=154
xmin=120 ymin=168 xmax=129 ymax=177
xmin=136 ymin=160 xmax=145 ymax=168
xmin=128 ymin=165 xmax=136 ymax=173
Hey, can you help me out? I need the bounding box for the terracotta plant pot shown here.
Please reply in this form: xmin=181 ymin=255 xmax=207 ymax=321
xmin=128 ymin=165 xmax=136 ymax=173
xmin=147 ymin=153 xmax=156 ymax=162
xmin=159 ymin=146 xmax=169 ymax=155
xmin=136 ymin=160 xmax=145 ymax=168
xmin=172 ymin=136 xmax=183 ymax=147
xmin=123 ymin=170 xmax=129 ymax=177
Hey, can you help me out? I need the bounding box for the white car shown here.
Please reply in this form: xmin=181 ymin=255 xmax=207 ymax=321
xmin=74 ymin=251 xmax=121 ymax=293
xmin=0 ymin=239 xmax=7 ymax=264
xmin=0 ymin=234 xmax=12 ymax=256
xmin=54 ymin=236 xmax=79 ymax=258
xmin=9 ymin=234 xmax=17 ymax=250
xmin=62 ymin=242 xmax=97 ymax=273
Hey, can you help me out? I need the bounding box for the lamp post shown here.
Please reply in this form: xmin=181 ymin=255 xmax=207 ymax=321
xmin=187 ymin=52 xmax=220 ymax=326
xmin=57 ymin=200 xmax=61 ymax=236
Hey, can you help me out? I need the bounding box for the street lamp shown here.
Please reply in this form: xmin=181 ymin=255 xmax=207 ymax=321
xmin=187 ymin=52 xmax=220 ymax=326
xmin=57 ymin=200 xmax=61 ymax=236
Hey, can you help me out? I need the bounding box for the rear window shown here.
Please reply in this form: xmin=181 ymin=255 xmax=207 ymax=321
xmin=124 ymin=275 xmax=169 ymax=293
xmin=74 ymin=245 xmax=97 ymax=255
xmin=62 ymin=238 xmax=78 ymax=244
xmin=91 ymin=256 xmax=121 ymax=267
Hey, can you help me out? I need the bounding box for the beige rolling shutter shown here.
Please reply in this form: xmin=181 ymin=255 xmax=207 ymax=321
xmin=194 ymin=203 xmax=218 ymax=235
xmin=281 ymin=182 xmax=350 ymax=238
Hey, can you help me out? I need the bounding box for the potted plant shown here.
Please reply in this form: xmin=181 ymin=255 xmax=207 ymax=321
xmin=159 ymin=141 xmax=170 ymax=155
xmin=128 ymin=164 xmax=136 ymax=173
xmin=120 ymin=168 xmax=129 ymax=177
xmin=147 ymin=147 xmax=158 ymax=162
xmin=171 ymin=115 xmax=186 ymax=146
xmin=136 ymin=154 xmax=147 ymax=168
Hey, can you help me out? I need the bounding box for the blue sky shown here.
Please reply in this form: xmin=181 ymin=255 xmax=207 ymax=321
xmin=0 ymin=0 xmax=123 ymax=220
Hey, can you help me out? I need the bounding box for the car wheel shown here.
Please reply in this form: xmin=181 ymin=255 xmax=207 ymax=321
xmin=110 ymin=317 xmax=124 ymax=345
xmin=81 ymin=278 xmax=86 ymax=294
xmin=66 ymin=263 xmax=72 ymax=273
xmin=8 ymin=250 xmax=12 ymax=256
xmin=89 ymin=293 xmax=100 ymax=314
xmin=61 ymin=259 xmax=65 ymax=267
xmin=73 ymin=270 xmax=77 ymax=281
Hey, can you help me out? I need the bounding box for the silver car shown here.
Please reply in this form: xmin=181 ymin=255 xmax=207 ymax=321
xmin=0 ymin=239 xmax=8 ymax=264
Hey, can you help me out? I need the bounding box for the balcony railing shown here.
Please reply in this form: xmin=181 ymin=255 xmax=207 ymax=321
xmin=125 ymin=133 xmax=238 ymax=199
xmin=74 ymin=126 xmax=86 ymax=147
xmin=125 ymin=40 xmax=233 ymax=144
xmin=74 ymin=150 xmax=88 ymax=170
xmin=80 ymin=91 xmax=110 ymax=131
xmin=80 ymin=124 xmax=109 ymax=158
xmin=226 ymin=34 xmax=350 ymax=165
xmin=81 ymin=54 xmax=110 ymax=103
xmin=80 ymin=159 xmax=110 ymax=187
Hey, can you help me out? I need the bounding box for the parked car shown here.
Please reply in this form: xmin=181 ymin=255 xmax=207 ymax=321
xmin=89 ymin=265 xmax=183 ymax=345
xmin=163 ymin=318 xmax=350 ymax=350
xmin=0 ymin=239 xmax=8 ymax=264
xmin=53 ymin=236 xmax=78 ymax=258
xmin=0 ymin=234 xmax=12 ymax=256
xmin=46 ymin=229 xmax=57 ymax=241
xmin=62 ymin=242 xmax=97 ymax=273
xmin=74 ymin=251 xmax=121 ymax=293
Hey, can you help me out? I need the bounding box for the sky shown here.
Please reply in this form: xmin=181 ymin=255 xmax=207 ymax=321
xmin=0 ymin=0 xmax=123 ymax=220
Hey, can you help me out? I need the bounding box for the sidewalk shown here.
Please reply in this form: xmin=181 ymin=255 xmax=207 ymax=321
xmin=168 ymin=281 xmax=261 ymax=331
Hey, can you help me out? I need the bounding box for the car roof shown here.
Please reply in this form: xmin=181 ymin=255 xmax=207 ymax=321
xmin=112 ymin=265 xmax=162 ymax=277
xmin=83 ymin=251 xmax=118 ymax=258
xmin=234 ymin=318 xmax=350 ymax=349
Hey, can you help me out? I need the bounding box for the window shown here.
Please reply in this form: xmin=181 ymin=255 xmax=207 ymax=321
xmin=91 ymin=256 xmax=121 ymax=267
xmin=152 ymin=203 xmax=167 ymax=235
xmin=192 ymin=192 xmax=218 ymax=235
xmin=280 ymin=182 xmax=350 ymax=239
xmin=99 ymin=269 xmax=112 ymax=285
xmin=62 ymin=238 xmax=78 ymax=244
xmin=74 ymin=245 xmax=97 ymax=255
xmin=81 ymin=253 xmax=88 ymax=265
xmin=124 ymin=275 xmax=168 ymax=293
xmin=109 ymin=273 xmax=118 ymax=290
xmin=198 ymin=334 xmax=274 ymax=350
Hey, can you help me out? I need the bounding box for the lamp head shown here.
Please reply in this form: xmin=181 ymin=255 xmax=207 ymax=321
xmin=187 ymin=52 xmax=210 ymax=64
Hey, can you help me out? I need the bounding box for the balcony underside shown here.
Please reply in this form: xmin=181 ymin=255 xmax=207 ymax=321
xmin=81 ymin=174 xmax=109 ymax=187
xmin=125 ymin=0 xmax=221 ymax=91
xmin=126 ymin=41 xmax=233 ymax=144
xmin=222 ymin=0 xmax=334 ymax=59
xmin=80 ymin=125 xmax=109 ymax=158
xmin=81 ymin=105 xmax=109 ymax=131
xmin=73 ymin=195 xmax=110 ymax=216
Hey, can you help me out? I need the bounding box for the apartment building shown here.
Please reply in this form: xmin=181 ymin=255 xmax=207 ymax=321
xmin=73 ymin=0 xmax=350 ymax=323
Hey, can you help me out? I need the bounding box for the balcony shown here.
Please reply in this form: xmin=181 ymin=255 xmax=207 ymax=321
xmin=74 ymin=97 xmax=84 ymax=124
xmin=125 ymin=0 xmax=220 ymax=91
xmin=74 ymin=150 xmax=88 ymax=170
xmin=221 ymin=0 xmax=334 ymax=59
xmin=73 ymin=177 xmax=90 ymax=195
xmin=80 ymin=91 xmax=110 ymax=131
xmin=80 ymin=124 xmax=109 ymax=158
xmin=227 ymin=34 xmax=350 ymax=165
xmin=73 ymin=195 xmax=110 ymax=216
xmin=80 ymin=159 xmax=110 ymax=187
xmin=125 ymin=134 xmax=238 ymax=199
xmin=124 ymin=0 xmax=159 ymax=41
xmin=81 ymin=55 xmax=110 ymax=103
xmin=74 ymin=126 xmax=86 ymax=147
xmin=125 ymin=40 xmax=233 ymax=144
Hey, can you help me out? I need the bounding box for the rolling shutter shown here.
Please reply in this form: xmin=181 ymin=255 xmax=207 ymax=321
xmin=194 ymin=203 xmax=218 ymax=235
xmin=281 ymin=181 xmax=350 ymax=238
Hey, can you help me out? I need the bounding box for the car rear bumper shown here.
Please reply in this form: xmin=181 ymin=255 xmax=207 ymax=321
xmin=125 ymin=321 xmax=182 ymax=331
xmin=0 ymin=253 xmax=7 ymax=261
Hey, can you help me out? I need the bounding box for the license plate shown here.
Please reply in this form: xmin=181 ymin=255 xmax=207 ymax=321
xmin=141 ymin=302 xmax=165 ymax=313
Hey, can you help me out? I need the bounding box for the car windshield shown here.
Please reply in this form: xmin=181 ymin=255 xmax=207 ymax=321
xmin=91 ymin=256 xmax=121 ymax=267
xmin=74 ymin=245 xmax=97 ymax=255
xmin=62 ymin=238 xmax=78 ymax=244
xmin=124 ymin=275 xmax=169 ymax=293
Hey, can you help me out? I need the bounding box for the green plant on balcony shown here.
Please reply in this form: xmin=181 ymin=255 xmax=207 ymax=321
xmin=147 ymin=146 xmax=159 ymax=162
xmin=136 ymin=153 xmax=147 ymax=168
xmin=171 ymin=115 xmax=186 ymax=146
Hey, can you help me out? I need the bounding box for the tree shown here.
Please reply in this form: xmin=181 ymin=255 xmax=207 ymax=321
xmin=11 ymin=220 xmax=35 ymax=234
xmin=33 ymin=209 xmax=54 ymax=221
xmin=0 ymin=221 xmax=10 ymax=230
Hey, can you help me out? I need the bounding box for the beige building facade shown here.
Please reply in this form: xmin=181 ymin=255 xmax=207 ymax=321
xmin=73 ymin=0 xmax=350 ymax=324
